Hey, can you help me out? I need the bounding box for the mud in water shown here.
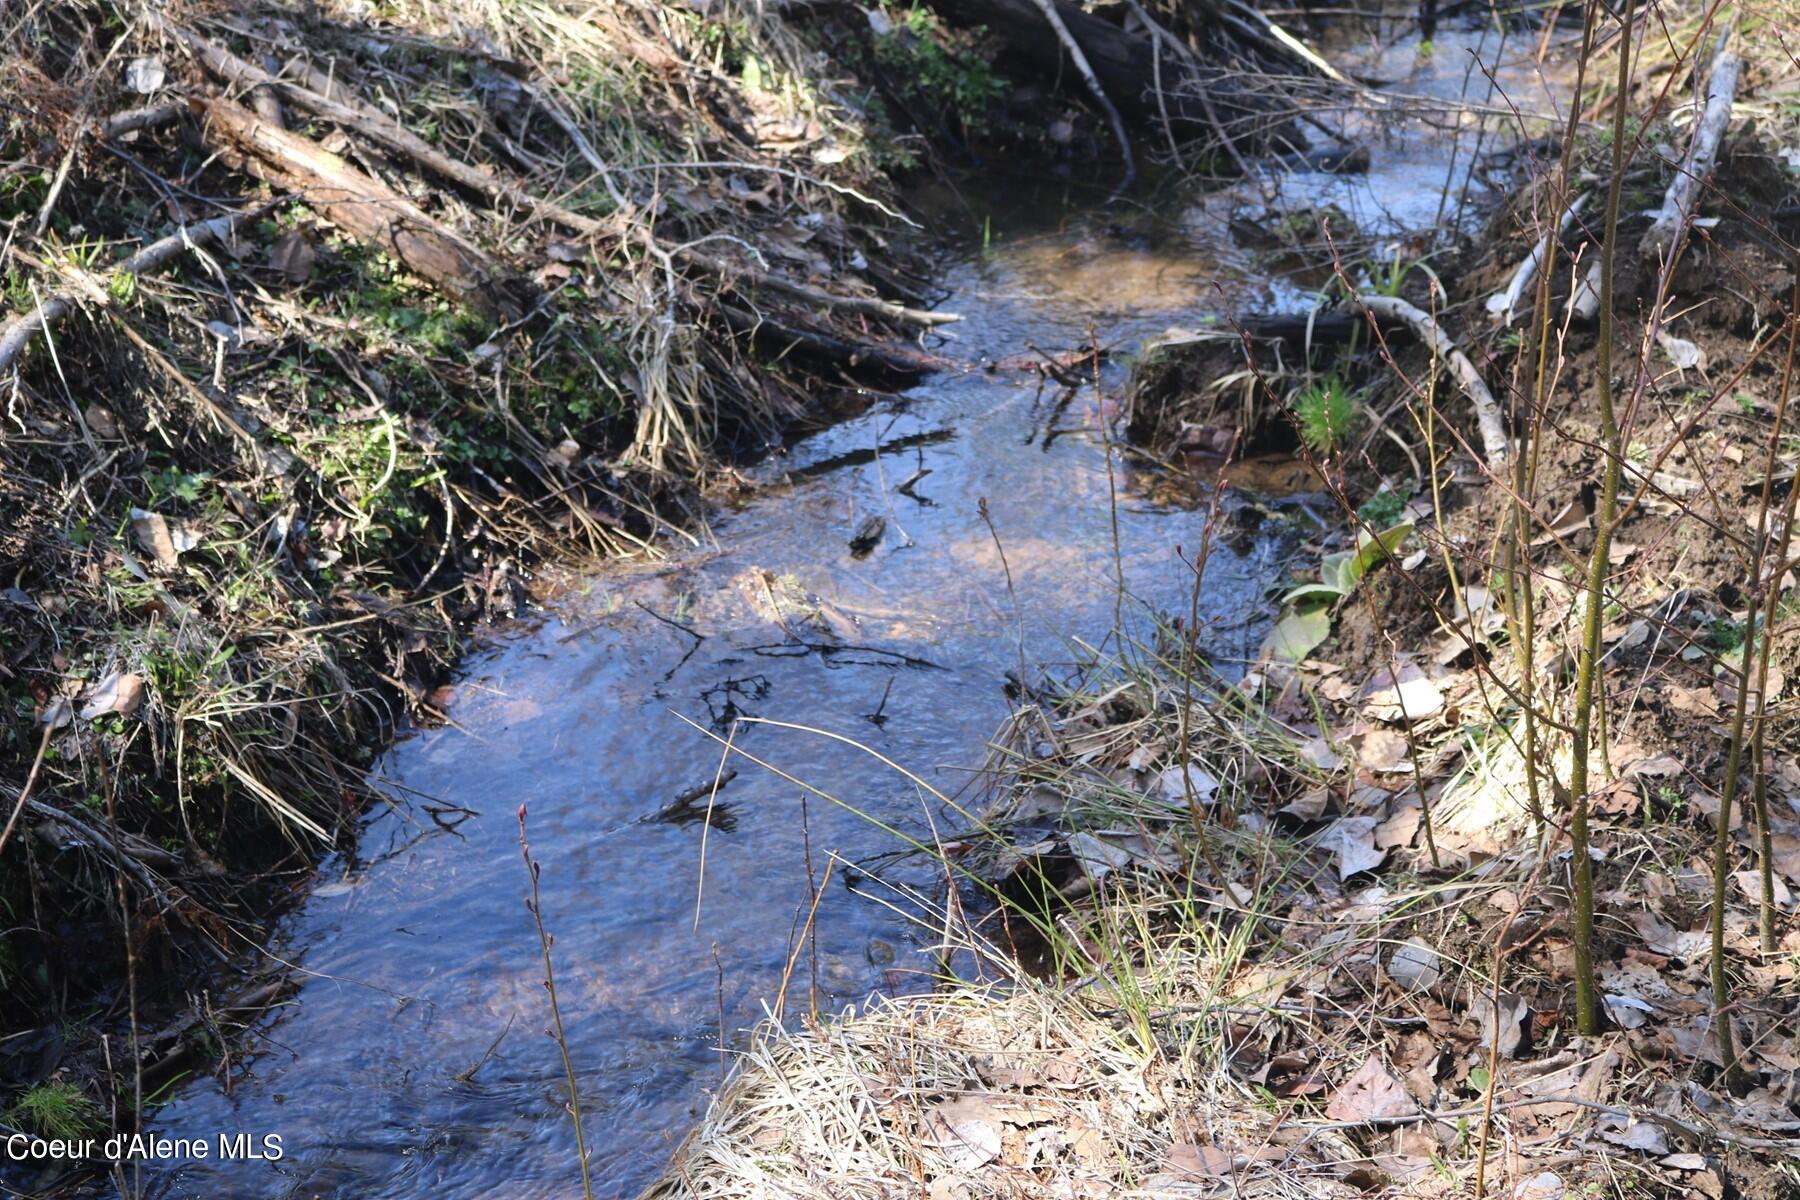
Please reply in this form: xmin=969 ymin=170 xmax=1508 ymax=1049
xmin=129 ymin=19 xmax=1576 ymax=1200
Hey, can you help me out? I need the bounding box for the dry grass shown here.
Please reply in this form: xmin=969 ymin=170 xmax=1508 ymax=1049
xmin=643 ymin=970 xmax=1393 ymax=1200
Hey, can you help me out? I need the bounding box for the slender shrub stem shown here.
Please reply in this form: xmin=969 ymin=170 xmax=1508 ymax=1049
xmin=1748 ymin=283 xmax=1800 ymax=951
xmin=518 ymin=805 xmax=597 ymax=1200
xmin=1568 ymin=0 xmax=1637 ymax=1036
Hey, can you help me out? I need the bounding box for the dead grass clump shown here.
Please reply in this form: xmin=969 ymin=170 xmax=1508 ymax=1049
xmin=644 ymin=976 xmax=1371 ymax=1200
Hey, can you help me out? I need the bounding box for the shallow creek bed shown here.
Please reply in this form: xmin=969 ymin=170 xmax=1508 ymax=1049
xmin=6 ymin=1 xmax=1799 ymax=1199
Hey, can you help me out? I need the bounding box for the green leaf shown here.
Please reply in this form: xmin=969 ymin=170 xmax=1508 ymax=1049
xmin=1266 ymin=602 xmax=1333 ymax=662
xmin=1346 ymin=521 xmax=1414 ymax=584
xmin=1278 ymin=521 xmax=1416 ymax=609
xmin=1322 ymin=550 xmax=1357 ymax=596
xmin=1281 ymin=582 xmax=1348 ymax=607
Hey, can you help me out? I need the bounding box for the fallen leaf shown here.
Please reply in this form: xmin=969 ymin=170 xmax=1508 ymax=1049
xmin=1656 ymin=329 xmax=1705 ymax=370
xmin=1602 ymin=992 xmax=1654 ymax=1031
xmin=1156 ymin=763 xmax=1218 ymax=806
xmin=1471 ymin=989 xmax=1529 ymax=1058
xmin=1281 ymin=786 xmax=1331 ymax=820
xmin=1267 ymin=602 xmax=1331 ymax=662
xmin=1324 ymin=1055 xmax=1419 ymax=1123
xmin=1601 ymin=1119 xmax=1670 ymax=1154
xmin=1300 ymin=736 xmax=1344 ymax=771
xmin=125 ymin=56 xmax=166 ymax=94
xmin=1386 ymin=939 xmax=1441 ymax=992
xmin=79 ymin=672 xmax=144 ymax=720
xmin=1734 ymin=869 xmax=1793 ymax=908
xmin=1592 ymin=777 xmax=1641 ymax=816
xmin=1512 ymin=1171 xmax=1565 ymax=1200
xmin=1375 ymin=797 xmax=1422 ymax=849
xmin=269 ymin=230 xmax=317 ymax=283
xmin=130 ymin=508 xmax=199 ymax=569
xmin=1665 ymin=684 xmax=1718 ymax=719
xmin=38 ymin=695 xmax=73 ymax=730
xmin=1068 ymin=831 xmax=1134 ymax=882
xmin=1625 ymin=752 xmax=1683 ymax=779
xmin=924 ymin=1103 xmax=1001 ymax=1171
xmin=84 ymin=404 xmax=120 ymax=439
xmin=1352 ymin=727 xmax=1409 ymax=772
xmin=1632 ymin=910 xmax=1709 ymax=960
xmin=1359 ymin=663 xmax=1445 ymax=723
xmin=1167 ymin=1143 xmax=1234 ymax=1178
xmin=1321 ymin=816 xmax=1386 ymax=879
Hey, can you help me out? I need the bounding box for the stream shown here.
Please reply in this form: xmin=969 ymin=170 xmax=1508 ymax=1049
xmin=137 ymin=19 xmax=1571 ymax=1200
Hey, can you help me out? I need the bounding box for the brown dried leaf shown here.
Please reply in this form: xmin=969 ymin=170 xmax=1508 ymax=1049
xmin=129 ymin=508 xmax=198 ymax=569
xmin=79 ymin=671 xmax=144 ymax=720
xmin=269 ymin=229 xmax=316 ymax=283
xmin=1324 ymin=1054 xmax=1419 ymax=1123
xmin=1352 ymin=727 xmax=1410 ymax=773
xmin=1167 ymin=1143 xmax=1235 ymax=1178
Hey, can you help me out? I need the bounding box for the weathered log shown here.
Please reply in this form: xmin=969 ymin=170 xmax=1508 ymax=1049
xmin=194 ymin=96 xmax=535 ymax=320
xmin=1566 ymin=256 xmax=1602 ymax=323
xmin=0 ymin=206 xmax=262 ymax=373
xmin=1486 ymin=192 xmax=1587 ymax=327
xmin=717 ymin=305 xmax=949 ymax=377
xmin=925 ymin=0 xmax=1270 ymax=141
xmin=1640 ymin=33 xmax=1740 ymax=265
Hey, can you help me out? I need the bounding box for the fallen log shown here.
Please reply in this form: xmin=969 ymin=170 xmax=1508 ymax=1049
xmin=1566 ymin=256 xmax=1602 ymax=323
xmin=717 ymin=305 xmax=950 ymax=377
xmin=0 ymin=205 xmax=263 ymax=373
xmin=925 ymin=0 xmax=1279 ymax=143
xmin=1640 ymin=32 xmax=1740 ymax=265
xmin=1485 ymin=192 xmax=1587 ymax=327
xmin=194 ymin=96 xmax=535 ymax=321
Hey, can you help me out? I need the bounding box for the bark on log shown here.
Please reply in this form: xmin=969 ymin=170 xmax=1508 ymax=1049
xmin=926 ymin=0 xmax=1263 ymax=138
xmin=194 ymin=96 xmax=535 ymax=320
xmin=1640 ymin=33 xmax=1740 ymax=264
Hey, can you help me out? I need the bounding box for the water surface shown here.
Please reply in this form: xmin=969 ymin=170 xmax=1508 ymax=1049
xmin=136 ymin=19 xmax=1574 ymax=1198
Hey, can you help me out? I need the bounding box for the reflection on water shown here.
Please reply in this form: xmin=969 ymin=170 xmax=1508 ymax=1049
xmin=133 ymin=18 xmax=1573 ymax=1200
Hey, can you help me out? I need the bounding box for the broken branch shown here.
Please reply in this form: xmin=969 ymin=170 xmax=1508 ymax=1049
xmin=1357 ymin=293 xmax=1507 ymax=468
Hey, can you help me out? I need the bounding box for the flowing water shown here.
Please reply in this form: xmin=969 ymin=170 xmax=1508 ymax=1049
xmin=132 ymin=20 xmax=1572 ymax=1200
